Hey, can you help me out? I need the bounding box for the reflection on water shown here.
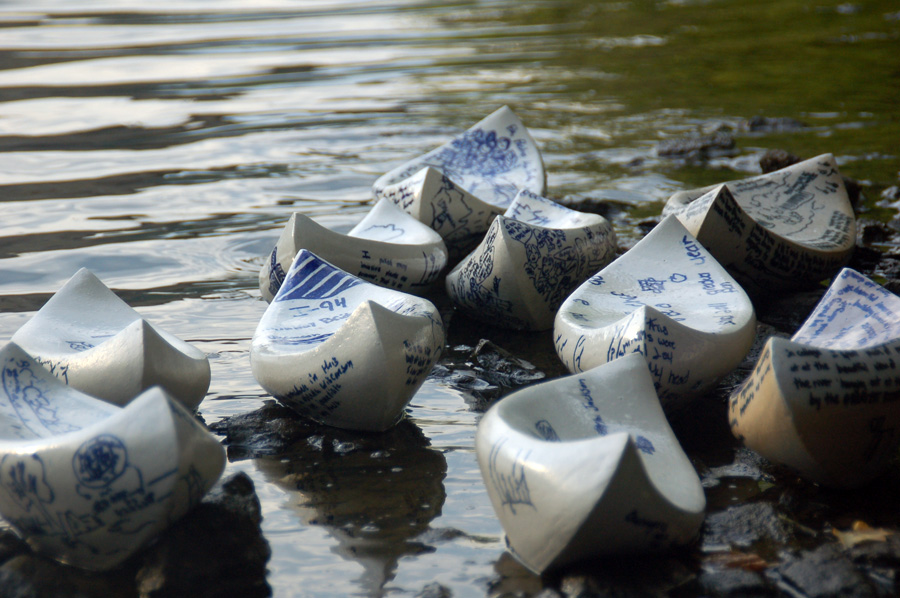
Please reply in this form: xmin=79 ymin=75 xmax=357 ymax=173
xmin=1 ymin=0 xmax=899 ymax=595
xmin=256 ymin=420 xmax=447 ymax=596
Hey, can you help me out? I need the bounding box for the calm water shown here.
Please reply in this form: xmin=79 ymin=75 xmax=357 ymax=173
xmin=1 ymin=1 xmax=899 ymax=596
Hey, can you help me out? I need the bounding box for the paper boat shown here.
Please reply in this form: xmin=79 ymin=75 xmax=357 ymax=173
xmin=10 ymin=269 xmax=211 ymax=410
xmin=554 ymin=215 xmax=756 ymax=406
xmin=373 ymin=106 xmax=546 ymax=214
xmin=0 ymin=342 xmax=225 ymax=571
xmin=251 ymin=249 xmax=444 ymax=432
xmin=445 ymin=190 xmax=618 ymax=331
xmin=376 ymin=166 xmax=504 ymax=260
xmin=662 ymin=154 xmax=856 ymax=293
xmin=730 ymin=268 xmax=900 ymax=488
xmin=476 ymin=353 xmax=705 ymax=573
xmin=259 ymin=198 xmax=448 ymax=302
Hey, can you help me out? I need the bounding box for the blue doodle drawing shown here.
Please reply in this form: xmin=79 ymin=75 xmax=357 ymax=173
xmin=432 ymin=127 xmax=520 ymax=180
xmin=503 ymin=219 xmax=614 ymax=312
xmin=1 ymin=358 xmax=79 ymax=438
xmin=357 ymin=223 xmax=405 ymax=241
xmin=267 ymin=246 xmax=288 ymax=298
xmin=73 ymin=434 xmax=132 ymax=492
xmin=0 ymin=454 xmax=56 ymax=534
xmin=638 ymin=277 xmax=666 ymax=294
xmin=635 ymin=436 xmax=656 ymax=455
xmin=276 ymin=253 xmax=362 ymax=302
xmin=66 ymin=340 xmax=95 ymax=351
xmin=534 ymin=420 xmax=560 ymax=441
xmin=488 ymin=437 xmax=535 ymax=515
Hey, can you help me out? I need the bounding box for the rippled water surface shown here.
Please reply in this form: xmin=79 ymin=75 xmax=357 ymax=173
xmin=1 ymin=1 xmax=899 ymax=596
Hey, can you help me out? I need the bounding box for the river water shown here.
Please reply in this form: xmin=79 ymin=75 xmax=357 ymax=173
xmin=1 ymin=1 xmax=899 ymax=596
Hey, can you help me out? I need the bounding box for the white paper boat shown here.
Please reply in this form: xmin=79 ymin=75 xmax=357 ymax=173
xmin=730 ymin=268 xmax=900 ymax=488
xmin=376 ymin=166 xmax=504 ymax=259
xmin=258 ymin=198 xmax=448 ymax=302
xmin=373 ymin=106 xmax=546 ymax=213
xmin=662 ymin=154 xmax=856 ymax=293
xmin=445 ymin=190 xmax=618 ymax=331
xmin=0 ymin=342 xmax=225 ymax=571
xmin=476 ymin=353 xmax=705 ymax=573
xmin=251 ymin=249 xmax=444 ymax=432
xmin=10 ymin=269 xmax=211 ymax=410
xmin=554 ymin=215 xmax=756 ymax=406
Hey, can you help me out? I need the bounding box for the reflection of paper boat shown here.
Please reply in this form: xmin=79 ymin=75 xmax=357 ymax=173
xmin=662 ymin=154 xmax=856 ymax=293
xmin=259 ymin=198 xmax=448 ymax=302
xmin=377 ymin=166 xmax=503 ymax=259
xmin=554 ymin=216 xmax=756 ymax=406
xmin=476 ymin=354 xmax=705 ymax=574
xmin=730 ymin=268 xmax=900 ymax=488
xmin=373 ymin=106 xmax=546 ymax=213
xmin=10 ymin=269 xmax=210 ymax=410
xmin=0 ymin=342 xmax=225 ymax=571
xmin=446 ymin=190 xmax=617 ymax=331
xmin=255 ymin=420 xmax=446 ymax=594
xmin=251 ymin=250 xmax=444 ymax=432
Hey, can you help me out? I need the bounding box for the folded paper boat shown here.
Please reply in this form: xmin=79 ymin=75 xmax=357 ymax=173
xmin=476 ymin=353 xmax=705 ymax=573
xmin=730 ymin=268 xmax=900 ymax=488
xmin=376 ymin=166 xmax=504 ymax=260
xmin=0 ymin=342 xmax=225 ymax=570
xmin=259 ymin=198 xmax=448 ymax=302
xmin=662 ymin=153 xmax=856 ymax=293
xmin=251 ymin=249 xmax=444 ymax=432
xmin=446 ymin=189 xmax=617 ymax=331
xmin=554 ymin=215 xmax=756 ymax=407
xmin=373 ymin=106 xmax=546 ymax=252
xmin=11 ymin=269 xmax=210 ymax=410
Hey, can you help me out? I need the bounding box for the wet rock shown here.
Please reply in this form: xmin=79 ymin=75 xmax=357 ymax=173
xmin=135 ymin=472 xmax=271 ymax=598
xmin=758 ymin=149 xmax=801 ymax=173
xmin=699 ymin=568 xmax=775 ymax=597
xmin=417 ymin=582 xmax=452 ymax=598
xmin=880 ymin=186 xmax=900 ymax=203
xmin=774 ymin=544 xmax=877 ymax=598
xmin=656 ymin=132 xmax=736 ymax=161
xmin=554 ymin=557 xmax=696 ymax=597
xmin=0 ymin=554 xmax=131 ymax=598
xmin=755 ymin=288 xmax=827 ymax=335
xmin=431 ymin=340 xmax=546 ymax=411
xmin=0 ymin=532 xmax=29 ymax=567
xmin=857 ymin=221 xmax=893 ymax=246
xmin=742 ymin=117 xmax=806 ymax=134
xmin=703 ymin=503 xmax=791 ymax=549
xmin=208 ymin=399 xmax=317 ymax=458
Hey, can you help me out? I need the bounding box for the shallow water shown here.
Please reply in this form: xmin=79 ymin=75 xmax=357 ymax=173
xmin=1 ymin=1 xmax=899 ymax=596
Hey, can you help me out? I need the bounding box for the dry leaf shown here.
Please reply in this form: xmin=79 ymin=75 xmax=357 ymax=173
xmin=832 ymin=520 xmax=894 ymax=548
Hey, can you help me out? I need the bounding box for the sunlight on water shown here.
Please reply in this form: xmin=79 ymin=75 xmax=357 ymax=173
xmin=1 ymin=0 xmax=899 ymax=595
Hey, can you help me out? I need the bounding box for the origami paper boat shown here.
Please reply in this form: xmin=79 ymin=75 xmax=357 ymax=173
xmin=10 ymin=269 xmax=210 ymax=410
xmin=376 ymin=166 xmax=504 ymax=260
xmin=251 ymin=250 xmax=444 ymax=432
xmin=476 ymin=354 xmax=705 ymax=573
xmin=0 ymin=342 xmax=225 ymax=570
xmin=259 ymin=198 xmax=448 ymax=301
xmin=554 ymin=215 xmax=756 ymax=406
xmin=663 ymin=153 xmax=856 ymax=293
xmin=373 ymin=106 xmax=546 ymax=215
xmin=445 ymin=189 xmax=618 ymax=331
xmin=730 ymin=268 xmax=900 ymax=488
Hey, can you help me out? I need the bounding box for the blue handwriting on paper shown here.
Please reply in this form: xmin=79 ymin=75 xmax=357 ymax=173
xmin=1 ymin=358 xmax=78 ymax=437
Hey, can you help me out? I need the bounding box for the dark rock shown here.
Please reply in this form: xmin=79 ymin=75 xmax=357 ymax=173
xmin=135 ymin=472 xmax=271 ymax=598
xmin=758 ymin=149 xmax=801 ymax=173
xmin=775 ymin=544 xmax=876 ymax=598
xmin=208 ymin=399 xmax=317 ymax=458
xmin=0 ymin=555 xmax=132 ymax=598
xmin=656 ymin=132 xmax=736 ymax=160
xmin=703 ymin=503 xmax=791 ymax=549
xmin=430 ymin=340 xmax=546 ymax=411
xmin=699 ymin=567 xmax=775 ymax=597
xmin=755 ymin=288 xmax=828 ymax=335
xmin=0 ymin=531 xmax=29 ymax=567
xmin=742 ymin=117 xmax=807 ymax=134
xmin=417 ymin=582 xmax=452 ymax=598
xmin=857 ymin=221 xmax=892 ymax=246
xmin=554 ymin=556 xmax=696 ymax=597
